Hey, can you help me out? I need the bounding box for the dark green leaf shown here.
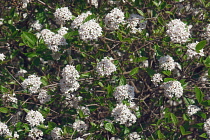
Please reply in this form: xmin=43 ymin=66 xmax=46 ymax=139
xmin=104 ymin=123 xmax=116 ymax=134
xmin=204 ymin=56 xmax=210 ymax=67
xmin=157 ymin=130 xmax=165 ymax=139
xmin=0 ymin=107 xmax=8 ymax=113
xmin=199 ymin=133 xmax=208 ymax=138
xmin=195 ymin=86 xmax=204 ymax=103
xmin=129 ymin=67 xmax=139 ymax=76
xmin=170 ymin=113 xmax=178 ymax=125
xmin=164 ymin=78 xmax=176 ymax=82
xmin=21 ymin=32 xmax=37 ymax=48
xmin=119 ymin=75 xmax=126 ymax=86
xmin=196 ymin=40 xmax=206 ymax=53
xmin=162 ymin=70 xmax=171 ymax=76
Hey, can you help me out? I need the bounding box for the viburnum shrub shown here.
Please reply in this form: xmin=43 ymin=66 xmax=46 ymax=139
xmin=0 ymin=0 xmax=210 ymax=139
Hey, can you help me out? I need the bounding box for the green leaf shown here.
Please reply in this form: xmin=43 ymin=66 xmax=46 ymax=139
xmin=157 ymin=130 xmax=165 ymax=139
xmin=136 ymin=9 xmax=144 ymax=16
xmin=180 ymin=126 xmax=192 ymax=135
xmin=48 ymin=121 xmax=57 ymax=129
xmin=183 ymin=114 xmax=189 ymax=121
xmin=104 ymin=123 xmax=116 ymax=134
xmin=204 ymin=56 xmax=210 ymax=67
xmin=195 ymin=86 xmax=204 ymax=103
xmin=0 ymin=107 xmax=8 ymax=113
xmin=21 ymin=32 xmax=37 ymax=48
xmin=199 ymin=133 xmax=208 ymax=138
xmin=196 ymin=40 xmax=206 ymax=53
xmin=129 ymin=67 xmax=139 ymax=76
xmin=201 ymin=100 xmax=210 ymax=106
xmin=98 ymin=82 xmax=104 ymax=87
xmin=83 ymin=14 xmax=96 ymax=23
xmin=197 ymin=112 xmax=206 ymax=119
xmin=170 ymin=113 xmax=178 ymax=126
xmin=163 ymin=78 xmax=176 ymax=82
xmin=146 ymin=68 xmax=156 ymax=76
xmin=117 ymin=32 xmax=122 ymax=41
xmin=119 ymin=75 xmax=126 ymax=86
xmin=24 ymin=52 xmax=38 ymax=58
xmin=162 ymin=70 xmax=171 ymax=76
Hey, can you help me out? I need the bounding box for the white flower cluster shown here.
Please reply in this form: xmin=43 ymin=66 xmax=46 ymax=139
xmin=111 ymin=103 xmax=137 ymax=126
xmin=58 ymin=27 xmax=68 ymax=36
xmin=75 ymin=137 xmax=85 ymax=140
xmin=113 ymin=84 xmax=135 ymax=101
xmin=166 ymin=19 xmax=192 ymax=44
xmin=40 ymin=29 xmax=68 ymax=52
xmin=38 ymin=89 xmax=51 ymax=104
xmin=77 ymin=106 xmax=90 ymax=117
xmin=63 ymin=94 xmax=83 ymax=108
xmin=186 ymin=41 xmax=204 ymax=59
xmin=0 ymin=18 xmax=3 ymax=25
xmin=60 ymin=65 xmax=80 ymax=94
xmin=2 ymin=93 xmax=17 ymax=105
xmin=31 ymin=20 xmax=42 ymax=31
xmin=127 ymin=132 xmax=141 ymax=140
xmin=71 ymin=11 xmax=92 ymax=29
xmin=151 ymin=73 xmax=163 ymax=86
xmin=127 ymin=14 xmax=147 ymax=34
xmin=110 ymin=137 xmax=121 ymax=140
xmin=22 ymin=0 xmax=31 ymax=8
xmin=0 ymin=122 xmax=11 ymax=137
xmin=54 ymin=7 xmax=73 ymax=24
xmin=51 ymin=127 xmax=63 ymax=140
xmin=78 ymin=19 xmax=102 ymax=41
xmin=73 ymin=120 xmax=88 ymax=132
xmin=204 ymin=118 xmax=210 ymax=137
xmin=21 ymin=74 xmax=42 ymax=94
xmin=0 ymin=53 xmax=6 ymax=61
xmin=96 ymin=57 xmax=116 ymax=76
xmin=187 ymin=105 xmax=200 ymax=116
xmin=204 ymin=24 xmax=210 ymax=40
xmin=161 ymin=81 xmax=183 ymax=99
xmin=87 ymin=0 xmax=98 ymax=8
xmin=159 ymin=55 xmax=176 ymax=71
xmin=105 ymin=8 xmax=125 ymax=30
xmin=28 ymin=127 xmax=43 ymax=140
xmin=25 ymin=110 xmax=45 ymax=127
xmin=15 ymin=69 xmax=27 ymax=77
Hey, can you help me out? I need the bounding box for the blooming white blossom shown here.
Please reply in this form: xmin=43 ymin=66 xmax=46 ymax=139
xmin=151 ymin=73 xmax=163 ymax=86
xmin=186 ymin=41 xmax=204 ymax=59
xmin=127 ymin=14 xmax=147 ymax=34
xmin=204 ymin=118 xmax=210 ymax=137
xmin=127 ymin=132 xmax=141 ymax=140
xmin=2 ymin=93 xmax=17 ymax=105
xmin=166 ymin=19 xmax=192 ymax=44
xmin=15 ymin=69 xmax=27 ymax=77
xmin=21 ymin=74 xmax=42 ymax=94
xmin=78 ymin=19 xmax=102 ymax=41
xmin=77 ymin=106 xmax=90 ymax=117
xmin=25 ymin=110 xmax=45 ymax=127
xmin=61 ymin=65 xmax=80 ymax=82
xmin=113 ymin=84 xmax=135 ymax=101
xmin=51 ymin=127 xmax=63 ymax=140
xmin=0 ymin=53 xmax=6 ymax=61
xmin=159 ymin=55 xmax=176 ymax=71
xmin=73 ymin=120 xmax=88 ymax=132
xmin=22 ymin=0 xmax=31 ymax=8
xmin=110 ymin=137 xmax=121 ymax=140
xmin=105 ymin=8 xmax=125 ymax=30
xmin=161 ymin=81 xmax=183 ymax=99
xmin=58 ymin=27 xmax=68 ymax=36
xmin=28 ymin=127 xmax=43 ymax=140
xmin=96 ymin=57 xmax=116 ymax=76
xmin=71 ymin=11 xmax=92 ymax=29
xmin=87 ymin=0 xmax=98 ymax=8
xmin=60 ymin=65 xmax=80 ymax=94
xmin=60 ymin=79 xmax=80 ymax=94
xmin=111 ymin=103 xmax=137 ymax=126
xmin=40 ymin=29 xmax=68 ymax=52
xmin=31 ymin=20 xmax=42 ymax=31
xmin=0 ymin=122 xmax=11 ymax=137
xmin=63 ymin=94 xmax=83 ymax=108
xmin=38 ymin=89 xmax=51 ymax=104
xmin=204 ymin=24 xmax=210 ymax=40
xmin=54 ymin=7 xmax=73 ymax=24
xmin=0 ymin=18 xmax=4 ymax=25
xmin=187 ymin=105 xmax=200 ymax=116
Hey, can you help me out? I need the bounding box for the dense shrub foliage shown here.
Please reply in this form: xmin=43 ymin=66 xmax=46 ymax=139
xmin=0 ymin=0 xmax=210 ymax=139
